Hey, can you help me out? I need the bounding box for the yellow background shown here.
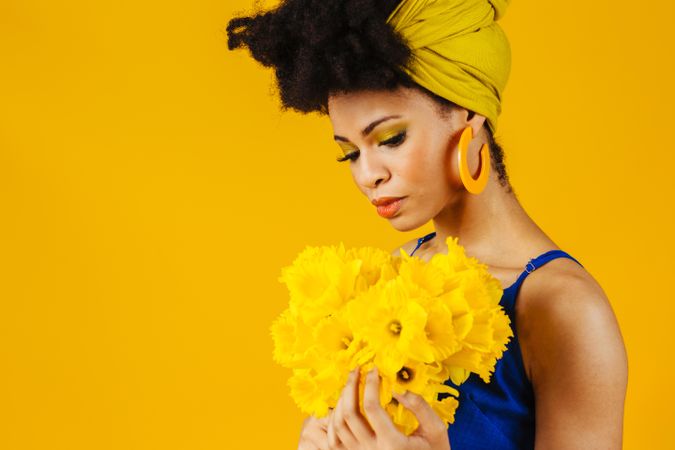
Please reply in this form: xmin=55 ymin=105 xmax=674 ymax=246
xmin=1 ymin=0 xmax=673 ymax=448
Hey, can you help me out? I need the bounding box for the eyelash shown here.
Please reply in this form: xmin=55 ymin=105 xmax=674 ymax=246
xmin=335 ymin=130 xmax=407 ymax=163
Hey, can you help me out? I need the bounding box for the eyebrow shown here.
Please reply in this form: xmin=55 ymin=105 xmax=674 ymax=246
xmin=333 ymin=115 xmax=402 ymax=142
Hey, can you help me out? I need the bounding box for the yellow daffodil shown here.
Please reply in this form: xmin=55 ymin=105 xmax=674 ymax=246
xmin=278 ymin=242 xmax=361 ymax=325
xmin=346 ymin=278 xmax=436 ymax=366
xmin=272 ymin=236 xmax=513 ymax=434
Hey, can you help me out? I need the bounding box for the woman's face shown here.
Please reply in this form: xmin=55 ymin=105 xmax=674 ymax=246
xmin=327 ymin=85 xmax=465 ymax=231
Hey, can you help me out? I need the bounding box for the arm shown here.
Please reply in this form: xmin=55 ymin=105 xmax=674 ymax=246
xmin=521 ymin=275 xmax=628 ymax=450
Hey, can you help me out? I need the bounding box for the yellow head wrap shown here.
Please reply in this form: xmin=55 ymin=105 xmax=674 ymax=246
xmin=386 ymin=0 xmax=511 ymax=134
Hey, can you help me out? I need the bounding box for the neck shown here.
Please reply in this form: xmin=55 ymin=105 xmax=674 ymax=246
xmin=430 ymin=178 xmax=558 ymax=268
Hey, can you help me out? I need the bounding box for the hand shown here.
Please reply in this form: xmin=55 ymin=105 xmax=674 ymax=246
xmin=327 ymin=365 xmax=451 ymax=450
xmin=298 ymin=413 xmax=331 ymax=450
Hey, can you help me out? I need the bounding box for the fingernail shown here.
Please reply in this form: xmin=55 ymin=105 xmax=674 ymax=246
xmin=393 ymin=391 xmax=407 ymax=401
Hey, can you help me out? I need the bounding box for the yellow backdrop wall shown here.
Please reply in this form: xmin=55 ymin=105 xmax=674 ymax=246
xmin=1 ymin=0 xmax=673 ymax=448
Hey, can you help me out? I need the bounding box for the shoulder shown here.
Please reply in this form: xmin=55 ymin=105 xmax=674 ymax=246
xmin=516 ymin=258 xmax=628 ymax=445
xmin=517 ymin=258 xmax=628 ymax=383
xmin=390 ymin=237 xmax=419 ymax=256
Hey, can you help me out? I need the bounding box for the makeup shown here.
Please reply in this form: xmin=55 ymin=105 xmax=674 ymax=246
xmin=336 ymin=142 xmax=358 ymax=162
xmin=372 ymin=124 xmax=407 ymax=145
xmin=335 ymin=123 xmax=407 ymax=162
xmin=376 ymin=197 xmax=405 ymax=218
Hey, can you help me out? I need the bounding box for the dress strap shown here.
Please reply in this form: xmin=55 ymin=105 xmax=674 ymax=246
xmin=409 ymin=235 xmax=584 ymax=290
xmin=410 ymin=231 xmax=437 ymax=256
xmin=509 ymin=249 xmax=584 ymax=290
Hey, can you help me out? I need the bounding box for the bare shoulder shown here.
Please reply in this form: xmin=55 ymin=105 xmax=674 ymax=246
xmin=390 ymin=237 xmax=420 ymax=256
xmin=516 ymin=258 xmax=628 ymax=447
xmin=516 ymin=258 xmax=628 ymax=382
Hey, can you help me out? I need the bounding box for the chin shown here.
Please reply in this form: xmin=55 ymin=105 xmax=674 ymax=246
xmin=386 ymin=214 xmax=427 ymax=233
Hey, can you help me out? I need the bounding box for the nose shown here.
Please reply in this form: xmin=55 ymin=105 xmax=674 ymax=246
xmin=354 ymin=149 xmax=389 ymax=189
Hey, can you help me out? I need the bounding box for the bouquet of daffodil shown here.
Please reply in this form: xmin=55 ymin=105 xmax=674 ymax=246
xmin=270 ymin=236 xmax=513 ymax=436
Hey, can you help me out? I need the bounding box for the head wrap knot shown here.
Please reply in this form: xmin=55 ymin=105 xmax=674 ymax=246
xmin=386 ymin=0 xmax=511 ymax=134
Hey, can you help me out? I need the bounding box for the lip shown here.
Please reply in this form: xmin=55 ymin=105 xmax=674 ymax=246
xmin=374 ymin=197 xmax=405 ymax=218
xmin=371 ymin=196 xmax=405 ymax=206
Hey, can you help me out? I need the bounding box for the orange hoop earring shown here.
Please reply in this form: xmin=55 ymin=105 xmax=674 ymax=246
xmin=457 ymin=126 xmax=490 ymax=194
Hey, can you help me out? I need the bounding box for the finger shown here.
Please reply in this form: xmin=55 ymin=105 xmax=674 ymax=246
xmin=324 ymin=417 xmax=346 ymax=450
xmin=340 ymin=365 xmax=376 ymax=444
xmin=330 ymin=384 xmax=356 ymax=449
xmin=393 ymin=390 xmax=448 ymax=439
xmin=313 ymin=415 xmax=332 ymax=450
xmin=313 ymin=429 xmax=331 ymax=450
xmin=303 ymin=429 xmax=330 ymax=450
xmin=327 ymin=406 xmax=341 ymax=448
xmin=333 ymin=368 xmax=360 ymax=448
xmin=324 ymin=419 xmax=346 ymax=450
xmin=362 ymin=367 xmax=401 ymax=440
xmin=300 ymin=416 xmax=331 ymax=450
xmin=298 ymin=428 xmax=325 ymax=450
xmin=317 ymin=411 xmax=330 ymax=431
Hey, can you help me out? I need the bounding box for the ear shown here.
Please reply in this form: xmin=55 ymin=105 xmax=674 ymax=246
xmin=459 ymin=108 xmax=487 ymax=139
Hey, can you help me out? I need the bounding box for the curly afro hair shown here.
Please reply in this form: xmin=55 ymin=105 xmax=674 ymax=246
xmin=226 ymin=0 xmax=511 ymax=189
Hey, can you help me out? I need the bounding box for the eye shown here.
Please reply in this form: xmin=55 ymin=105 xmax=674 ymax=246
xmin=336 ymin=150 xmax=359 ymax=163
xmin=379 ymin=130 xmax=406 ymax=147
xmin=334 ymin=130 xmax=405 ymax=163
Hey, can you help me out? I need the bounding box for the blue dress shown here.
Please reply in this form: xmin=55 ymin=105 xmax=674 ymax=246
xmin=409 ymin=231 xmax=584 ymax=450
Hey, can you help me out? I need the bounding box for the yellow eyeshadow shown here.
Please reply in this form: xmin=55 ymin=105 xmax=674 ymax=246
xmin=336 ymin=142 xmax=358 ymax=157
xmin=334 ymin=124 xmax=406 ymax=159
xmin=373 ymin=124 xmax=407 ymax=143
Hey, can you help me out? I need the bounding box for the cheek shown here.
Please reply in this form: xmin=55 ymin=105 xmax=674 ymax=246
xmin=350 ymin=168 xmax=370 ymax=197
xmin=397 ymin=139 xmax=448 ymax=189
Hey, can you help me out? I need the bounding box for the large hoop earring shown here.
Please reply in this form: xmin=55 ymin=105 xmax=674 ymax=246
xmin=457 ymin=126 xmax=490 ymax=194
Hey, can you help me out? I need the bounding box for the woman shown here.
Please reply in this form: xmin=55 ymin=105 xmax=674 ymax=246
xmin=227 ymin=0 xmax=628 ymax=449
